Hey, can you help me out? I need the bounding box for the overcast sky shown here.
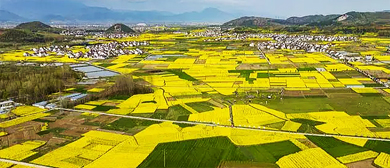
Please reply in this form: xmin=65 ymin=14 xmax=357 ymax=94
xmin=79 ymin=0 xmax=390 ymax=18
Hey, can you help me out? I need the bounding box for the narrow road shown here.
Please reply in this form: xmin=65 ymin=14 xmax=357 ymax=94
xmin=228 ymin=105 xmax=234 ymax=127
xmin=55 ymin=108 xmax=390 ymax=142
xmin=257 ymin=46 xmax=271 ymax=65
xmin=0 ymin=158 xmax=52 ymax=168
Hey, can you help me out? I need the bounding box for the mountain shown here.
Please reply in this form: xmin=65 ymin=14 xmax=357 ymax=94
xmin=337 ymin=11 xmax=390 ymax=25
xmin=285 ymin=14 xmax=340 ymax=25
xmin=222 ymin=16 xmax=283 ymax=27
xmin=0 ymin=0 xmax=235 ymax=23
xmin=168 ymin=8 xmax=235 ymax=22
xmin=223 ymin=11 xmax=390 ymax=27
xmin=0 ymin=0 xmax=87 ymax=20
xmin=0 ymin=10 xmax=25 ymax=22
xmin=106 ymin=23 xmax=136 ymax=33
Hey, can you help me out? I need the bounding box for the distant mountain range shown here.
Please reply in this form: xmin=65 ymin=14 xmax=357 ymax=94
xmin=0 ymin=10 xmax=26 ymax=22
xmin=223 ymin=11 xmax=390 ymax=27
xmin=0 ymin=0 xmax=236 ymax=23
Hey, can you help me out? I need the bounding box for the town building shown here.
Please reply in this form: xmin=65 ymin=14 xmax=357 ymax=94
xmin=0 ymin=100 xmax=16 ymax=114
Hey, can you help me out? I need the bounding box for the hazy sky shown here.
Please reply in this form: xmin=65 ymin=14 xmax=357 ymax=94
xmin=80 ymin=0 xmax=390 ymax=18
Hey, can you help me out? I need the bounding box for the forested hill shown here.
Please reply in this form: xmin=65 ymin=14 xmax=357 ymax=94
xmin=106 ymin=23 xmax=136 ymax=33
xmin=223 ymin=11 xmax=390 ymax=27
xmin=14 ymin=21 xmax=63 ymax=33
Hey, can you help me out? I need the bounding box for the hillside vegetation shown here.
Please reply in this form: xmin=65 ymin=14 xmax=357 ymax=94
xmin=223 ymin=11 xmax=390 ymax=27
xmin=106 ymin=23 xmax=136 ymax=33
xmin=0 ymin=29 xmax=45 ymax=43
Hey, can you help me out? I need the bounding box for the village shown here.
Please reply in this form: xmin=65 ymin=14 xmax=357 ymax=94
xmin=23 ymin=41 xmax=149 ymax=59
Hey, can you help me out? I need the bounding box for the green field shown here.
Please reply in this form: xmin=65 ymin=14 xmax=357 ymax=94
xmin=166 ymin=69 xmax=197 ymax=81
xmin=306 ymin=136 xmax=368 ymax=157
xmin=138 ymin=137 xmax=300 ymax=168
xmin=92 ymin=105 xmax=118 ymax=112
xmin=364 ymin=140 xmax=390 ymax=154
xmin=185 ymin=101 xmax=216 ymax=112
xmin=101 ymin=118 xmax=161 ymax=133
xmin=166 ymin=105 xmax=192 ymax=121
xmin=263 ymin=96 xmax=390 ymax=115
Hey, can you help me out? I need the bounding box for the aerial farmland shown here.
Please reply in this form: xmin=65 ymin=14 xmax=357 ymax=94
xmin=1 ymin=1 xmax=390 ymax=167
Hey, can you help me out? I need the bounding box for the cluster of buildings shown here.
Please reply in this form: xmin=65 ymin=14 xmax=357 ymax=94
xmin=24 ymin=45 xmax=70 ymax=57
xmin=33 ymin=93 xmax=88 ymax=109
xmin=255 ymin=41 xmax=333 ymax=52
xmin=68 ymin=41 xmax=148 ymax=59
xmin=251 ymin=34 xmax=359 ymax=61
xmin=60 ymin=30 xmax=89 ymax=37
xmin=0 ymin=100 xmax=17 ymax=114
xmin=23 ymin=41 xmax=148 ymax=60
xmin=94 ymin=33 xmax=138 ymax=39
xmin=270 ymin=34 xmax=358 ymax=43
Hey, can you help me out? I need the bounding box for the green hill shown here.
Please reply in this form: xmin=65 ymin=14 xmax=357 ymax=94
xmin=222 ymin=16 xmax=283 ymax=27
xmin=15 ymin=21 xmax=52 ymax=31
xmin=339 ymin=11 xmax=390 ymax=25
xmin=0 ymin=29 xmax=44 ymax=43
xmin=106 ymin=23 xmax=136 ymax=33
xmin=223 ymin=11 xmax=390 ymax=27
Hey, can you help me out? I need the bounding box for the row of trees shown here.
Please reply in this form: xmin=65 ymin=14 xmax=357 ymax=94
xmin=0 ymin=64 xmax=80 ymax=104
xmin=63 ymin=75 xmax=153 ymax=108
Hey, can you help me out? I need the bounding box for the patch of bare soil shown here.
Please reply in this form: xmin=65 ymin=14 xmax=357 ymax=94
xmin=1 ymin=121 xmax=44 ymax=146
xmin=102 ymin=102 xmax=119 ymax=107
xmin=346 ymin=158 xmax=376 ymax=168
xmin=90 ymin=115 xmax=119 ymax=124
xmin=208 ymin=99 xmax=226 ymax=108
xmin=297 ymin=138 xmax=318 ymax=148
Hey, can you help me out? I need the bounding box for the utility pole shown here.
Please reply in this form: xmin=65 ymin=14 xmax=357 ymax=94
xmin=163 ymin=149 xmax=166 ymax=167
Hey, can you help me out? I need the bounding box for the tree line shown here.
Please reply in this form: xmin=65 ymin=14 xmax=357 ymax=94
xmin=62 ymin=75 xmax=153 ymax=108
xmin=0 ymin=64 xmax=80 ymax=104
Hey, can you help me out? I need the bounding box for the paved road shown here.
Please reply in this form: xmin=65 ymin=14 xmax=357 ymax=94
xmin=55 ymin=108 xmax=390 ymax=142
xmin=0 ymin=158 xmax=52 ymax=168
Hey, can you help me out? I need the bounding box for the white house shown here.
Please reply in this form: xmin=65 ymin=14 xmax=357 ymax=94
xmin=0 ymin=100 xmax=16 ymax=114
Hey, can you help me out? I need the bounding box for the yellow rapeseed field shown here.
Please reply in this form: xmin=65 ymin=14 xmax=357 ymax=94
xmin=337 ymin=151 xmax=378 ymax=164
xmin=281 ymin=121 xmax=302 ymax=132
xmin=0 ymin=113 xmax=50 ymax=128
xmin=375 ymin=152 xmax=390 ymax=168
xmin=31 ymin=121 xmax=310 ymax=168
xmin=233 ymin=105 xmax=286 ymax=127
xmin=74 ymin=104 xmax=96 ymax=110
xmin=12 ymin=106 xmax=46 ymax=116
xmin=374 ymin=119 xmax=390 ymax=127
xmin=352 ymin=88 xmax=379 ymax=93
xmin=0 ymin=140 xmax=46 ymax=161
xmin=334 ymin=136 xmax=368 ymax=147
xmin=87 ymin=88 xmax=105 ymax=93
xmin=0 ymin=132 xmax=8 ymax=137
xmin=276 ymin=148 xmax=347 ymax=168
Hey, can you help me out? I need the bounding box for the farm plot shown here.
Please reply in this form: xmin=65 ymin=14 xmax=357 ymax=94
xmin=276 ymin=148 xmax=346 ymax=168
xmin=0 ymin=140 xmax=46 ymax=161
xmin=138 ymin=138 xmax=300 ymax=168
